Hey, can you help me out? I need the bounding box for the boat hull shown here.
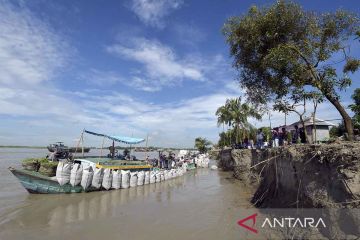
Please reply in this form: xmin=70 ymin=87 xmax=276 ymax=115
xmin=9 ymin=162 xmax=152 ymax=194
xmin=9 ymin=167 xmax=96 ymax=194
xmin=47 ymin=147 xmax=91 ymax=153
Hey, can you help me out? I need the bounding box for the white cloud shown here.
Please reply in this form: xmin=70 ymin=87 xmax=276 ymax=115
xmin=0 ymin=81 xmax=345 ymax=147
xmin=106 ymin=38 xmax=204 ymax=91
xmin=0 ymin=1 xmax=69 ymax=86
xmin=130 ymin=0 xmax=183 ymax=28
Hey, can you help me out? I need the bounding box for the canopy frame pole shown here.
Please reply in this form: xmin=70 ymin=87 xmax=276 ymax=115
xmin=100 ymin=136 xmax=105 ymax=159
xmin=144 ymin=134 xmax=149 ymax=162
xmin=81 ymin=133 xmax=85 ymax=157
xmin=112 ymin=140 xmax=115 ymax=159
xmin=73 ymin=129 xmax=84 ymax=161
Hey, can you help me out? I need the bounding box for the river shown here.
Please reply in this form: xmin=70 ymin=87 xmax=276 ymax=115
xmin=0 ymin=148 xmax=257 ymax=240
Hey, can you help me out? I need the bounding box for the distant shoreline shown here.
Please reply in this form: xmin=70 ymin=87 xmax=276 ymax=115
xmin=0 ymin=146 xmax=47 ymax=149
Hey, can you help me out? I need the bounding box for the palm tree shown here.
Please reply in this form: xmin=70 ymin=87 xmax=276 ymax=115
xmin=226 ymin=97 xmax=262 ymax=144
xmin=215 ymin=105 xmax=231 ymax=146
xmin=194 ymin=137 xmax=212 ymax=153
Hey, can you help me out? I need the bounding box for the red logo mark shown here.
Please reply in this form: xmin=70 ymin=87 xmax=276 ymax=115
xmin=237 ymin=213 xmax=258 ymax=234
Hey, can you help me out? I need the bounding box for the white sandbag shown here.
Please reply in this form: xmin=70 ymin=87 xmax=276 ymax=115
xmin=160 ymin=172 xmax=165 ymax=182
xmin=102 ymin=168 xmax=112 ymax=190
xmin=155 ymin=172 xmax=161 ymax=183
xmin=168 ymin=169 xmax=173 ymax=179
xmin=210 ymin=165 xmax=218 ymax=170
xmin=176 ymin=168 xmax=183 ymax=176
xmin=112 ymin=170 xmax=121 ymax=189
xmin=150 ymin=171 xmax=156 ymax=184
xmin=70 ymin=163 xmax=83 ymax=187
xmin=164 ymin=170 xmax=170 ymax=180
xmin=56 ymin=161 xmax=71 ymax=186
xmin=121 ymin=170 xmax=130 ymax=189
xmin=137 ymin=171 xmax=145 ymax=186
xmin=144 ymin=171 xmax=150 ymax=185
xmin=182 ymin=162 xmax=188 ymax=172
xmin=172 ymin=169 xmax=178 ymax=178
xmin=91 ymin=168 xmax=103 ymax=189
xmin=130 ymin=172 xmax=138 ymax=187
xmin=81 ymin=167 xmax=93 ymax=190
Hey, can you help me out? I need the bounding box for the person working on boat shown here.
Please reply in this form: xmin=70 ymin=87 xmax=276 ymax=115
xmin=47 ymin=150 xmax=58 ymax=161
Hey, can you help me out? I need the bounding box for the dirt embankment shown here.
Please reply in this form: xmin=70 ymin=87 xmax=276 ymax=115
xmin=219 ymin=143 xmax=360 ymax=208
xmin=219 ymin=144 xmax=360 ymax=239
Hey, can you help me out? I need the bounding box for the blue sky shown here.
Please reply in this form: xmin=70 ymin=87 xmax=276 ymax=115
xmin=0 ymin=0 xmax=359 ymax=147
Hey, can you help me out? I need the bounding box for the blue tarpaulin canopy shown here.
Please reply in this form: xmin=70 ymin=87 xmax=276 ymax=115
xmin=84 ymin=130 xmax=145 ymax=144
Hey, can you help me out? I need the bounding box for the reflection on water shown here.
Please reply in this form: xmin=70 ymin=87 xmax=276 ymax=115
xmin=2 ymin=175 xmax=187 ymax=227
xmin=0 ymin=148 xmax=255 ymax=240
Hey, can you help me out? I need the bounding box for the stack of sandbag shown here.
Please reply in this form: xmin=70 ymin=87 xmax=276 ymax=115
xmin=150 ymin=171 xmax=156 ymax=184
xmin=56 ymin=161 xmax=71 ymax=186
xmin=144 ymin=171 xmax=150 ymax=185
xmin=81 ymin=166 xmax=93 ymax=190
xmin=102 ymin=168 xmax=112 ymax=190
xmin=121 ymin=170 xmax=130 ymax=188
xmin=195 ymin=154 xmax=210 ymax=168
xmin=112 ymin=170 xmax=121 ymax=189
xmin=70 ymin=163 xmax=83 ymax=187
xmin=92 ymin=168 xmax=103 ymax=189
xmin=137 ymin=171 xmax=145 ymax=186
xmin=130 ymin=172 xmax=138 ymax=187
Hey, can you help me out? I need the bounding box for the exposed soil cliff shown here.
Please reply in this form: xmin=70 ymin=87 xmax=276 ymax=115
xmin=220 ymin=143 xmax=360 ymax=208
xmin=219 ymin=143 xmax=360 ymax=239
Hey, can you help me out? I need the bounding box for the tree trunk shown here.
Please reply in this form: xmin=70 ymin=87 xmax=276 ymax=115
xmin=325 ymin=94 xmax=354 ymax=141
xmin=299 ymin=115 xmax=309 ymax=143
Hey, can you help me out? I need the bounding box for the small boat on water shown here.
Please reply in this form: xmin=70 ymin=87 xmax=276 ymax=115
xmin=10 ymin=130 xmax=154 ymax=194
xmin=47 ymin=142 xmax=91 ymax=153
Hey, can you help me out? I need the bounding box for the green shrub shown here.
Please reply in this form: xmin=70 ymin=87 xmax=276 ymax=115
xmin=38 ymin=158 xmax=58 ymax=177
xmin=22 ymin=158 xmax=41 ymax=171
xmin=22 ymin=158 xmax=58 ymax=176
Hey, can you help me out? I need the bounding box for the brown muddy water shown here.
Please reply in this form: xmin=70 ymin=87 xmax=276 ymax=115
xmin=0 ymin=148 xmax=256 ymax=240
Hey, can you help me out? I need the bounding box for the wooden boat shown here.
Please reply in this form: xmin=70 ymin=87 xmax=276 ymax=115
xmin=9 ymin=158 xmax=153 ymax=194
xmin=47 ymin=142 xmax=91 ymax=153
xmin=10 ymin=130 xmax=152 ymax=194
xmin=69 ymin=147 xmax=91 ymax=153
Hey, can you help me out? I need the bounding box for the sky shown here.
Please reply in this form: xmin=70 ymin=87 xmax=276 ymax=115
xmin=0 ymin=0 xmax=359 ymax=148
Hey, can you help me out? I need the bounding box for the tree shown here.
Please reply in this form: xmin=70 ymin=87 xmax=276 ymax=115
xmin=194 ymin=137 xmax=212 ymax=153
xmin=223 ymin=1 xmax=359 ymax=140
xmin=215 ymin=104 xmax=232 ymax=146
xmin=330 ymin=122 xmax=346 ymax=138
xmin=349 ymin=88 xmax=360 ymax=131
xmin=216 ymin=97 xmax=262 ymax=144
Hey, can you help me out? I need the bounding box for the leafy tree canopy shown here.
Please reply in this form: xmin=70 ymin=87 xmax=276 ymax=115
xmin=223 ymin=0 xmax=359 ymax=139
xmin=349 ymin=88 xmax=360 ymax=130
xmin=194 ymin=137 xmax=212 ymax=153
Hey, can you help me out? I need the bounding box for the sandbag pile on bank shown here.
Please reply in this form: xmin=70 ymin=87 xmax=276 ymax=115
xmin=193 ymin=154 xmax=210 ymax=168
